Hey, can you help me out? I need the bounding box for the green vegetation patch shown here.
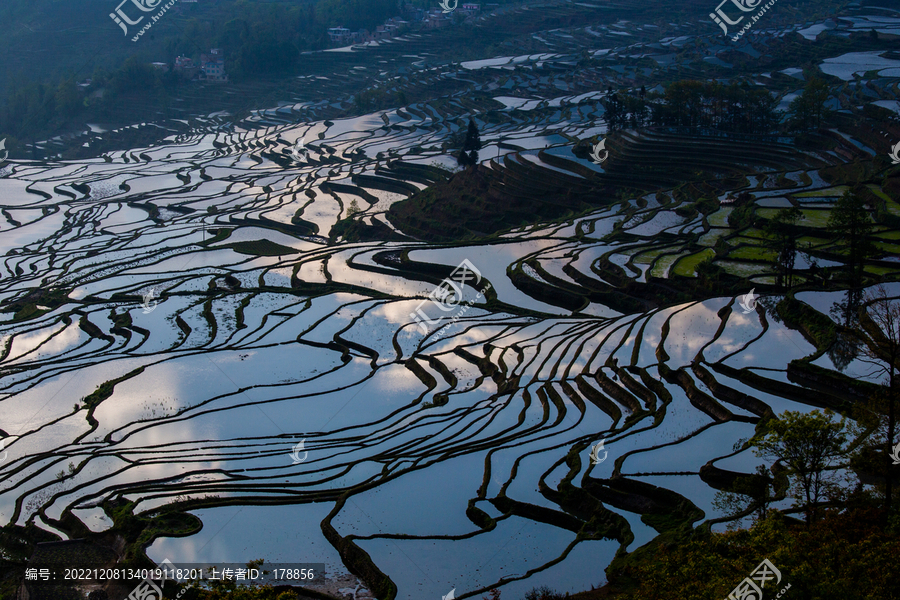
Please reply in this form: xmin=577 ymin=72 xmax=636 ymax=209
xmin=715 ymin=260 xmax=772 ymax=278
xmin=741 ymin=228 xmax=769 ymax=239
xmin=707 ymin=207 xmax=733 ymax=228
xmin=633 ymin=248 xmax=672 ymax=265
xmin=595 ymin=509 xmax=900 ymax=600
xmin=697 ymin=229 xmax=731 ymax=247
xmin=865 ymin=184 xmax=891 ymax=203
xmin=672 ymin=249 xmax=716 ymax=277
xmin=864 ymin=264 xmax=900 ymax=276
xmin=884 ymin=199 xmax=900 ymax=217
xmin=82 ymin=367 xmax=145 ymax=409
xmin=797 ymin=235 xmax=830 ymax=245
xmin=727 ymin=245 xmax=779 ymax=261
xmin=874 ymin=241 xmax=900 ymax=254
xmin=649 ymin=253 xmax=683 ymax=278
xmin=792 ymin=185 xmax=849 ymax=198
xmin=758 ymin=208 xmax=833 ymax=228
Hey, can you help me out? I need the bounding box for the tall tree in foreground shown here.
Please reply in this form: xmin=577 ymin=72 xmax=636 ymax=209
xmin=855 ymin=285 xmax=900 ymax=514
xmin=787 ymin=77 xmax=831 ymax=131
xmin=457 ymin=118 xmax=482 ymax=168
xmin=752 ymin=409 xmax=851 ymax=526
xmin=827 ymin=189 xmax=874 ymax=289
xmin=764 ymin=206 xmax=802 ymax=289
xmin=605 ymin=91 xmax=624 ymax=131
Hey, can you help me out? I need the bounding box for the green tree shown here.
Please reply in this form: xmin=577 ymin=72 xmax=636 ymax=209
xmin=457 ymin=118 xmax=482 ymax=167
xmin=664 ymin=80 xmax=704 ymax=127
xmin=604 ymin=90 xmax=624 ymax=131
xmin=764 ymin=206 xmax=802 ymax=289
xmin=827 ymin=189 xmax=874 ymax=288
xmin=787 ymin=77 xmax=831 ymax=131
xmin=747 ymin=86 xmax=780 ymax=134
xmin=604 ymin=508 xmax=900 ymax=600
xmin=855 ymin=285 xmax=900 ymax=514
xmin=751 ymin=409 xmax=851 ymax=525
xmin=110 ymin=57 xmax=160 ymax=93
xmin=54 ymin=79 xmax=81 ymax=119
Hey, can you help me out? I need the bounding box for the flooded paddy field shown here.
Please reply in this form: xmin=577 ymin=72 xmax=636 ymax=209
xmin=1 ymin=0 xmax=900 ymax=597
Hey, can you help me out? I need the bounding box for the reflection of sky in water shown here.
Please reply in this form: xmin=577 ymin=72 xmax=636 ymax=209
xmin=148 ymin=503 xmax=350 ymax=581
xmin=356 ymin=518 xmax=606 ymax=600
xmin=623 ymin=420 xmax=748 ymax=474
xmin=3 ymin=111 xmax=890 ymax=597
xmin=409 ymin=244 xmax=572 ymax=315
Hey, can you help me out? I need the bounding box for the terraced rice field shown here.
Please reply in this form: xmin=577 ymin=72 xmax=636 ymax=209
xmin=2 ymin=0 xmax=900 ymax=598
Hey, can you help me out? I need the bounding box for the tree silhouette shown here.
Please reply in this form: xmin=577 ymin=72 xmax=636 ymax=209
xmin=764 ymin=206 xmax=802 ymax=289
xmin=827 ymin=189 xmax=874 ymax=289
xmin=752 ymin=409 xmax=850 ymax=526
xmin=788 ymin=77 xmax=831 ymax=131
xmin=457 ymin=118 xmax=482 ymax=168
xmin=854 ymin=285 xmax=900 ymax=515
xmin=605 ymin=91 xmax=623 ymax=131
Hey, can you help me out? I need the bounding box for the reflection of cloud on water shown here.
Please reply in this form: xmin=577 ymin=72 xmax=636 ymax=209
xmin=370 ymin=299 xmax=425 ymax=326
xmin=5 ymin=321 xmax=77 ymax=361
xmin=370 ymin=362 xmax=425 ymax=394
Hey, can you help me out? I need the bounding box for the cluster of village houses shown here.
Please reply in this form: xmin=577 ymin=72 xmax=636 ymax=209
xmin=142 ymin=3 xmax=488 ymax=83
xmin=326 ymin=3 xmax=485 ymax=46
xmin=150 ymin=48 xmax=227 ymax=82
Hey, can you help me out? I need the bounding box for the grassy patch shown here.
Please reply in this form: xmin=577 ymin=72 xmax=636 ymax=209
xmin=797 ymin=235 xmax=831 ymax=246
xmin=865 ymin=184 xmax=892 ymax=203
xmin=884 ymin=199 xmax=900 ymax=217
xmin=793 ymin=185 xmax=849 ymax=198
xmin=649 ymin=253 xmax=683 ymax=278
xmin=874 ymin=241 xmax=900 ymax=254
xmin=707 ymin=207 xmax=733 ymax=227
xmin=727 ymin=245 xmax=778 ymax=261
xmin=697 ymin=229 xmax=731 ymax=247
xmin=741 ymin=228 xmax=769 ymax=239
xmin=83 ymin=367 xmax=146 ymax=411
xmin=715 ymin=260 xmax=772 ymax=278
xmin=864 ymin=265 xmax=900 ymax=276
xmin=672 ymin=248 xmax=716 ymax=277
xmin=633 ymin=248 xmax=672 ymax=265
xmin=758 ymin=208 xmax=833 ymax=228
